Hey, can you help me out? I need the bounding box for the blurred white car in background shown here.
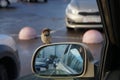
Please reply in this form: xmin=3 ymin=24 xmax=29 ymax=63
xmin=65 ymin=0 xmax=102 ymax=30
xmin=0 ymin=0 xmax=18 ymax=8
xmin=21 ymin=0 xmax=47 ymax=3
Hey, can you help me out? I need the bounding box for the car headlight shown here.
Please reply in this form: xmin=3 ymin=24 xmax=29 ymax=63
xmin=66 ymin=5 xmax=79 ymax=15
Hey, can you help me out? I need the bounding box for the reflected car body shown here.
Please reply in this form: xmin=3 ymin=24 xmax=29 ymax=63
xmin=35 ymin=56 xmax=58 ymax=71
xmin=35 ymin=58 xmax=49 ymax=71
xmin=65 ymin=0 xmax=102 ymax=29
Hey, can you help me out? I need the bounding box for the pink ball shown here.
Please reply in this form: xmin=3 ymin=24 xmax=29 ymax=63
xmin=19 ymin=26 xmax=37 ymax=40
xmin=82 ymin=29 xmax=104 ymax=44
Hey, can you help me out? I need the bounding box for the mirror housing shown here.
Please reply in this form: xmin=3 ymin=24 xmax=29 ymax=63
xmin=31 ymin=42 xmax=95 ymax=79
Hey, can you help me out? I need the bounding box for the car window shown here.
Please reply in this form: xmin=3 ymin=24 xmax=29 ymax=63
xmin=0 ymin=0 xmax=106 ymax=80
xmin=67 ymin=49 xmax=83 ymax=73
xmin=62 ymin=45 xmax=84 ymax=74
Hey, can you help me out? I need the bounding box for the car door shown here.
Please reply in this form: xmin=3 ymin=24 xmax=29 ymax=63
xmin=97 ymin=0 xmax=120 ymax=80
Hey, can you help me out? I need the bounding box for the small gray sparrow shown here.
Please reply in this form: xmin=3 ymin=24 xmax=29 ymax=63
xmin=41 ymin=28 xmax=51 ymax=44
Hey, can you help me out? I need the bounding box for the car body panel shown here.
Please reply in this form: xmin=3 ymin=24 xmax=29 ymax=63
xmin=71 ymin=0 xmax=98 ymax=11
xmin=0 ymin=34 xmax=20 ymax=79
xmin=0 ymin=34 xmax=17 ymax=51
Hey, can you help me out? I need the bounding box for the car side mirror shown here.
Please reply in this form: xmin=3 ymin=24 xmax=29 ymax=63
xmin=31 ymin=42 xmax=95 ymax=79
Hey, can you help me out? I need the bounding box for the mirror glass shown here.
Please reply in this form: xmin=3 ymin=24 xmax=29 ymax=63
xmin=33 ymin=44 xmax=85 ymax=76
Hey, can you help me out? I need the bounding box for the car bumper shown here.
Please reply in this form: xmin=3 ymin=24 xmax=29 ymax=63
xmin=65 ymin=13 xmax=102 ymax=28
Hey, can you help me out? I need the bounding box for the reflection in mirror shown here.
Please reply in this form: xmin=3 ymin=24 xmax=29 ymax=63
xmin=34 ymin=44 xmax=84 ymax=76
